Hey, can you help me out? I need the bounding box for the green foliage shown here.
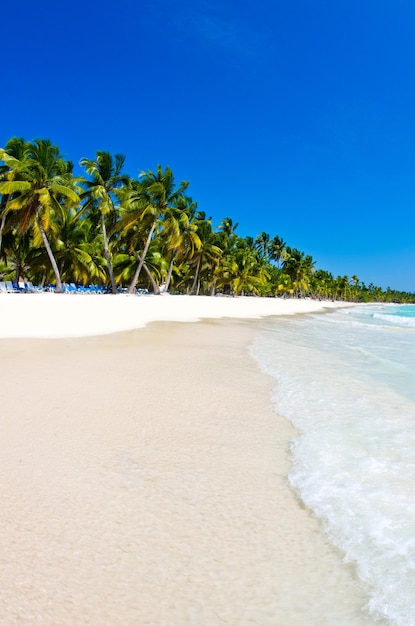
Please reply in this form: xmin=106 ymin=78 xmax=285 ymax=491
xmin=0 ymin=136 xmax=413 ymax=302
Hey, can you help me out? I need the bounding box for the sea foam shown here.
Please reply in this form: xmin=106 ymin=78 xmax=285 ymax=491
xmin=251 ymin=305 xmax=415 ymax=625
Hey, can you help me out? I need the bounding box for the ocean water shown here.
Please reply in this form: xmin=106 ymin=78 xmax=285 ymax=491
xmin=251 ymin=304 xmax=415 ymax=626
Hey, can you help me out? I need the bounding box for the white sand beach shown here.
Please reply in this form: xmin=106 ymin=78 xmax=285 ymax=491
xmin=0 ymin=294 xmax=377 ymax=625
xmin=0 ymin=292 xmax=347 ymax=339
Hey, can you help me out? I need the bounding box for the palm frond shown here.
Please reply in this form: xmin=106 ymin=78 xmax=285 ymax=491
xmin=0 ymin=180 xmax=32 ymax=194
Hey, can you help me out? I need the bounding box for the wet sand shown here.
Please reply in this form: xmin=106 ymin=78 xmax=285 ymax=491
xmin=0 ymin=319 xmax=376 ymax=625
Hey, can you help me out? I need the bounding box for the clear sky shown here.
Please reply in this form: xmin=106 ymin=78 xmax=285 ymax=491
xmin=1 ymin=0 xmax=414 ymax=291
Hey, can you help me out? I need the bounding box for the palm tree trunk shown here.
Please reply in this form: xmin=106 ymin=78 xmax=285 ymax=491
xmin=127 ymin=218 xmax=158 ymax=294
xmin=142 ymin=262 xmax=160 ymax=294
xmin=36 ymin=213 xmax=63 ymax=293
xmin=0 ymin=198 xmax=8 ymax=256
xmin=101 ymin=213 xmax=117 ymax=294
xmin=15 ymin=254 xmax=21 ymax=284
xmin=164 ymin=251 xmax=176 ymax=293
xmin=190 ymin=255 xmax=202 ymax=295
xmin=0 ymin=215 xmax=6 ymax=258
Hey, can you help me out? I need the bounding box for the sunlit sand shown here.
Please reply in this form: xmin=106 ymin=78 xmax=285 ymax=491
xmin=0 ymin=294 xmax=377 ymax=624
xmin=0 ymin=292 xmax=348 ymax=338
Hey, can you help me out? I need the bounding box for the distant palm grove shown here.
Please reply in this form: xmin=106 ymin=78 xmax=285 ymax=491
xmin=0 ymin=138 xmax=413 ymax=302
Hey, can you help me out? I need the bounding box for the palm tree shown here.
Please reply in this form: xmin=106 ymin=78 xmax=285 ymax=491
xmin=311 ymin=269 xmax=334 ymax=300
xmin=120 ymin=165 xmax=189 ymax=294
xmin=350 ymin=275 xmax=360 ymax=301
xmin=231 ymin=245 xmax=270 ymax=295
xmin=217 ymin=216 xmax=239 ymax=252
xmin=56 ymin=210 xmax=107 ymax=286
xmin=114 ymin=246 xmax=168 ymax=294
xmin=282 ymin=248 xmax=315 ymax=297
xmin=275 ymin=272 xmax=294 ymax=297
xmin=269 ymin=235 xmax=286 ymax=268
xmin=218 ymin=216 xmax=239 ymax=237
xmin=1 ymin=228 xmax=34 ymax=283
xmin=80 ymin=151 xmax=129 ymax=294
xmin=0 ymin=137 xmax=28 ymax=256
xmin=160 ymin=196 xmax=201 ymax=292
xmin=187 ymin=212 xmax=222 ymax=295
xmin=255 ymin=231 xmax=270 ymax=260
xmin=0 ymin=139 xmax=80 ymax=292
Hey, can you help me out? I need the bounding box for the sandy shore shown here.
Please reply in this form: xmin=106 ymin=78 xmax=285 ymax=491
xmin=0 ymin=292 xmax=350 ymax=338
xmin=0 ymin=295 xmax=376 ymax=624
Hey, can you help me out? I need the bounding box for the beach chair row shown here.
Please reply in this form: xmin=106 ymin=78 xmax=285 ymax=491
xmin=0 ymin=281 xmax=43 ymax=293
xmin=0 ymin=281 xmax=150 ymax=295
xmin=60 ymin=284 xmax=150 ymax=294
xmin=44 ymin=283 xmax=112 ymax=294
xmin=0 ymin=281 xmax=105 ymax=294
xmin=61 ymin=283 xmax=107 ymax=294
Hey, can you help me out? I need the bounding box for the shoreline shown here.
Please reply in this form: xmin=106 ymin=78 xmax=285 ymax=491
xmin=0 ymin=313 xmax=378 ymax=624
xmin=0 ymin=292 xmax=353 ymax=339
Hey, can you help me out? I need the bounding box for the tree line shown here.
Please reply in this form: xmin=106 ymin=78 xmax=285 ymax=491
xmin=0 ymin=137 xmax=413 ymax=303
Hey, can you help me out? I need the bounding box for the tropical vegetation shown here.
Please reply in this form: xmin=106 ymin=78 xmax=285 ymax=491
xmin=0 ymin=137 xmax=413 ymax=303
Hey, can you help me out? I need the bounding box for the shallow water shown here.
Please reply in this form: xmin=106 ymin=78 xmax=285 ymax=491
xmin=251 ymin=304 xmax=415 ymax=626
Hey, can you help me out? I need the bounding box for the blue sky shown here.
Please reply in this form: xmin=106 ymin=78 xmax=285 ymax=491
xmin=1 ymin=0 xmax=414 ymax=290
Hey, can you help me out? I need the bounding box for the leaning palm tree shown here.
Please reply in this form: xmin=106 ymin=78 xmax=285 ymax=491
xmin=0 ymin=139 xmax=80 ymax=292
xmin=119 ymin=165 xmax=189 ymax=294
xmin=160 ymin=198 xmax=201 ymax=292
xmin=187 ymin=212 xmax=222 ymax=295
xmin=80 ymin=151 xmax=129 ymax=294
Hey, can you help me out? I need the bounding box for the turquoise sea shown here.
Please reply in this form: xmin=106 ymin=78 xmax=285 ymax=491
xmin=251 ymin=304 xmax=415 ymax=625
